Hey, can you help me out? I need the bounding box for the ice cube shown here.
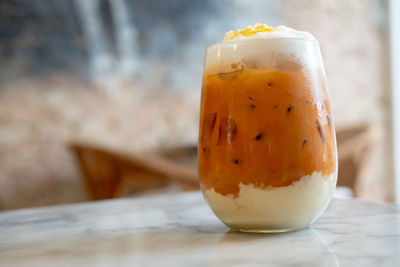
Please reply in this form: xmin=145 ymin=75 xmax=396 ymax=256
xmin=241 ymin=52 xmax=303 ymax=72
xmin=272 ymin=53 xmax=303 ymax=72
xmin=241 ymin=52 xmax=274 ymax=69
xmin=215 ymin=69 xmax=243 ymax=82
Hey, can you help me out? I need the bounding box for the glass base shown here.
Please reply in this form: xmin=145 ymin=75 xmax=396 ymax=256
xmin=236 ymin=228 xmax=302 ymax=234
xmin=226 ymin=224 xmax=309 ymax=234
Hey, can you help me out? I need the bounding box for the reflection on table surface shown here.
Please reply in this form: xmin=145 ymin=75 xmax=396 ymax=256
xmin=0 ymin=222 xmax=338 ymax=267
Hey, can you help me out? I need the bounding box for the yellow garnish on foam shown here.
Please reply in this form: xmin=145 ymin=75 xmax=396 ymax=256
xmin=223 ymin=23 xmax=277 ymax=42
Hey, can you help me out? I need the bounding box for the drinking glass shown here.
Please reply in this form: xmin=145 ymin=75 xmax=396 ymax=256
xmin=198 ymin=38 xmax=337 ymax=233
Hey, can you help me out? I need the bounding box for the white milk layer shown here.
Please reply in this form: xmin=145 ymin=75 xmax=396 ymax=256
xmin=204 ymin=172 xmax=337 ymax=231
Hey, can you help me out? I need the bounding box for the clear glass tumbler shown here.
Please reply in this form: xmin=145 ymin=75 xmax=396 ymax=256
xmin=198 ymin=38 xmax=337 ymax=233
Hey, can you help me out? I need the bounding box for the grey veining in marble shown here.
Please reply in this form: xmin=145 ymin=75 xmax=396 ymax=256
xmin=0 ymin=192 xmax=399 ymax=267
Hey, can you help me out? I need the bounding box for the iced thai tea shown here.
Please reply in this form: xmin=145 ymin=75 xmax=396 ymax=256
xmin=198 ymin=24 xmax=337 ymax=232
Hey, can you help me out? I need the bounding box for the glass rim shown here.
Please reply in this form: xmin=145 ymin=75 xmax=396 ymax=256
xmin=207 ymin=37 xmax=318 ymax=50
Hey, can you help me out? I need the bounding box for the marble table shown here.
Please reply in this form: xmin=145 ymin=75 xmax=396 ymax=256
xmin=0 ymin=192 xmax=399 ymax=267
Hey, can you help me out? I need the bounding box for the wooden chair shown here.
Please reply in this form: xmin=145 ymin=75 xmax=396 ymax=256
xmin=71 ymin=143 xmax=198 ymax=200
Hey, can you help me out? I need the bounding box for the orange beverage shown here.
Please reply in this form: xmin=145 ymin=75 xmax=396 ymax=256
xmin=198 ymin=25 xmax=337 ymax=232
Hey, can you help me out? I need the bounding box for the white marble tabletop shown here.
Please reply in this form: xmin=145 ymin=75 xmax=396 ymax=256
xmin=0 ymin=192 xmax=399 ymax=267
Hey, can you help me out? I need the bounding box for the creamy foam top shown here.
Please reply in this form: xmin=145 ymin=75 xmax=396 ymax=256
xmin=223 ymin=24 xmax=315 ymax=42
xmin=205 ymin=24 xmax=320 ymax=73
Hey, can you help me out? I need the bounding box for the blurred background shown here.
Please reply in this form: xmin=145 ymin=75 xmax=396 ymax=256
xmin=0 ymin=0 xmax=398 ymax=210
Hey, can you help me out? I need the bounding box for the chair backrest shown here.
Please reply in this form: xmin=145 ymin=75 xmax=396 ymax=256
xmin=71 ymin=143 xmax=199 ymax=200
